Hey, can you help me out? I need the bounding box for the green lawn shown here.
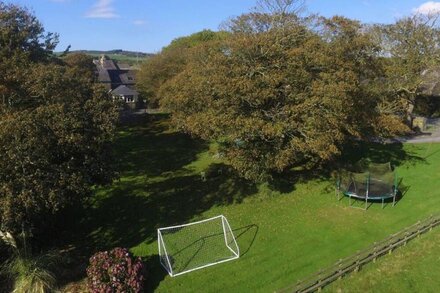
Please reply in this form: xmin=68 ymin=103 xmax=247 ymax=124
xmin=326 ymin=228 xmax=440 ymax=292
xmin=71 ymin=114 xmax=440 ymax=292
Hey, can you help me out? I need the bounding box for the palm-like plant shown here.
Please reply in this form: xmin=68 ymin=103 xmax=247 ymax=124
xmin=0 ymin=229 xmax=59 ymax=293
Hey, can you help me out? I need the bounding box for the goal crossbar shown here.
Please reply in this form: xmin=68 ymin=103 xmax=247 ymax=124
xmin=157 ymin=215 xmax=224 ymax=231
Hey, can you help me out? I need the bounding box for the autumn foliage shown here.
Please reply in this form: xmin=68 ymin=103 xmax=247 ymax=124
xmin=135 ymin=1 xmax=440 ymax=181
xmin=159 ymin=13 xmax=401 ymax=180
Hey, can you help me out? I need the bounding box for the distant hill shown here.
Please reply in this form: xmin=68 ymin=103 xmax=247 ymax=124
xmin=56 ymin=49 xmax=155 ymax=65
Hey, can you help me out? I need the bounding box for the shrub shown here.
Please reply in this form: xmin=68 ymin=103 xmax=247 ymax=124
xmin=3 ymin=255 xmax=58 ymax=293
xmin=86 ymin=247 xmax=145 ymax=293
xmin=0 ymin=231 xmax=60 ymax=293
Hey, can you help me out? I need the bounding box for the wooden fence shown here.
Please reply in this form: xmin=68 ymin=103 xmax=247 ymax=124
xmin=278 ymin=214 xmax=440 ymax=293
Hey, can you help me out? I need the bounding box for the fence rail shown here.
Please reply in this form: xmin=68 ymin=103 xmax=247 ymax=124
xmin=278 ymin=214 xmax=440 ymax=293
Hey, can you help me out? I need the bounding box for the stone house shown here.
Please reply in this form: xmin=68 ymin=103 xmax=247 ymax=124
xmin=94 ymin=55 xmax=140 ymax=109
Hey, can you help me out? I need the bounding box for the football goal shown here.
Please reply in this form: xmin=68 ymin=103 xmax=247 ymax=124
xmin=157 ymin=215 xmax=240 ymax=277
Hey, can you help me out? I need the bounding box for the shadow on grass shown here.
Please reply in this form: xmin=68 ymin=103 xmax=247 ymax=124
xmin=233 ymin=224 xmax=259 ymax=257
xmin=144 ymin=254 xmax=167 ymax=293
xmin=339 ymin=141 xmax=426 ymax=168
xmin=265 ymin=141 xmax=426 ymax=195
xmin=62 ymin=115 xmax=258 ymax=255
xmin=84 ymin=171 xmax=258 ymax=251
xmin=115 ymin=114 xmax=208 ymax=177
xmin=268 ymin=169 xmax=331 ymax=194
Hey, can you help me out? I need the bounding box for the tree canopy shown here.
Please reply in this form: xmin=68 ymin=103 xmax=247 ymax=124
xmin=135 ymin=0 xmax=438 ymax=181
xmin=136 ymin=29 xmax=229 ymax=106
xmin=159 ymin=10 xmax=398 ymax=180
xmin=0 ymin=2 xmax=118 ymax=235
xmin=0 ymin=2 xmax=58 ymax=62
xmin=371 ymin=13 xmax=440 ymax=122
xmin=62 ymin=52 xmax=97 ymax=80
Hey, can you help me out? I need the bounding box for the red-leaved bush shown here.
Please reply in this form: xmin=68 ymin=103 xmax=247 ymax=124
xmin=86 ymin=247 xmax=145 ymax=293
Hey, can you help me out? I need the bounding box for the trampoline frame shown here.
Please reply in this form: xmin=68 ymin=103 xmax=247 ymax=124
xmin=336 ymin=171 xmax=398 ymax=210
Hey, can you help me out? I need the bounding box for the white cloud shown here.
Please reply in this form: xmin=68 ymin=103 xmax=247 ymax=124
xmin=133 ymin=19 xmax=146 ymax=26
xmin=413 ymin=1 xmax=440 ymax=15
xmin=362 ymin=1 xmax=371 ymax=7
xmin=85 ymin=0 xmax=119 ymax=19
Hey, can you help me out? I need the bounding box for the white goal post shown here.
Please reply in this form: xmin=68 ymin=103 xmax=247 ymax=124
xmin=157 ymin=215 xmax=240 ymax=277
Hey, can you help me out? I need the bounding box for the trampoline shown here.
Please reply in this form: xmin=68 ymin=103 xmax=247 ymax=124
xmin=336 ymin=162 xmax=398 ymax=210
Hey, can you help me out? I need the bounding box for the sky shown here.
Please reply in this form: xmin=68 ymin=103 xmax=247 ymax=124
xmin=10 ymin=0 xmax=440 ymax=53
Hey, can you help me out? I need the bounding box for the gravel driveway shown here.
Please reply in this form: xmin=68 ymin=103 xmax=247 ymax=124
xmin=395 ymin=118 xmax=440 ymax=144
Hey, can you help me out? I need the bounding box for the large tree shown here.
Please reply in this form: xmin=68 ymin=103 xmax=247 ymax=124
xmin=0 ymin=2 xmax=118 ymax=235
xmin=0 ymin=2 xmax=58 ymax=109
xmin=374 ymin=13 xmax=440 ymax=123
xmin=0 ymin=2 xmax=57 ymax=61
xmin=136 ymin=29 xmax=229 ymax=107
xmin=160 ymin=6 xmax=390 ymax=180
xmin=62 ymin=52 xmax=97 ymax=80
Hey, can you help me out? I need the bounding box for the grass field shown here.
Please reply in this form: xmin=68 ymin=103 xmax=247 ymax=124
xmin=84 ymin=53 xmax=147 ymax=66
xmin=326 ymin=228 xmax=440 ymax=292
xmin=66 ymin=114 xmax=440 ymax=292
xmin=55 ymin=50 xmax=150 ymax=66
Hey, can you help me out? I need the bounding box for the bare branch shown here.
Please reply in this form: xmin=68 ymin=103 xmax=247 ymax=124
xmin=256 ymin=0 xmax=305 ymax=15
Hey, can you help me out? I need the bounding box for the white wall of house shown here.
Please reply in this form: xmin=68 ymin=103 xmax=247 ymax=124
xmin=112 ymin=94 xmax=139 ymax=103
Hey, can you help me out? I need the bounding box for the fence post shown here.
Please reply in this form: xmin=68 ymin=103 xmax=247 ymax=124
xmin=417 ymin=221 xmax=421 ymax=237
xmin=354 ymin=251 xmax=360 ymax=272
xmin=317 ymin=270 xmax=323 ymax=292
xmin=338 ymin=259 xmax=343 ymax=280
xmin=373 ymin=242 xmax=377 ymax=263
xmin=295 ymin=282 xmax=300 ymax=293
xmin=388 ymin=236 xmax=394 ymax=255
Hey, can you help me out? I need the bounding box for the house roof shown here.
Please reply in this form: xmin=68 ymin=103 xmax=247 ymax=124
xmin=97 ymin=68 xmax=112 ymax=83
xmin=95 ymin=57 xmax=137 ymax=90
xmin=111 ymin=85 xmax=138 ymax=96
xmin=105 ymin=70 xmax=136 ymax=87
xmin=120 ymin=70 xmax=136 ymax=84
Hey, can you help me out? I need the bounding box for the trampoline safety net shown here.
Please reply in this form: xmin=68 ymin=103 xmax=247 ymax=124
xmin=336 ymin=161 xmax=398 ymax=209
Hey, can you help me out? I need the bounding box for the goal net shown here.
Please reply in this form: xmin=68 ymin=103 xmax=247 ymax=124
xmin=157 ymin=215 xmax=240 ymax=277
